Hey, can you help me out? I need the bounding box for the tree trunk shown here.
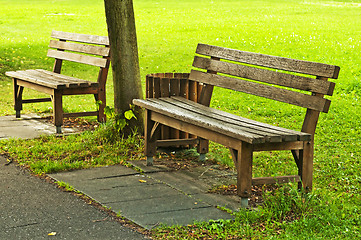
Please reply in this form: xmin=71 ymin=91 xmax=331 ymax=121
xmin=104 ymin=0 xmax=144 ymax=134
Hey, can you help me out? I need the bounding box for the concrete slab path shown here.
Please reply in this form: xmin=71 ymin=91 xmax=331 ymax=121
xmin=1 ymin=114 xmax=240 ymax=233
xmin=49 ymin=163 xmax=237 ymax=230
xmin=0 ymin=114 xmax=79 ymax=140
xmin=0 ymin=156 xmax=147 ymax=239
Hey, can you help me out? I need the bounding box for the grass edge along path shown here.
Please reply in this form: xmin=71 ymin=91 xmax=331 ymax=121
xmin=0 ymin=0 xmax=360 ymax=238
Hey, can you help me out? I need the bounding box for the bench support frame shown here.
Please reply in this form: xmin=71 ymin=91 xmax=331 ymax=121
xmin=136 ymin=44 xmax=339 ymax=208
xmin=7 ymin=31 xmax=110 ymax=133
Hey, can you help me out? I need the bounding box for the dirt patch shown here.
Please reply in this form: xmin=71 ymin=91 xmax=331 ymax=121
xmin=41 ymin=116 xmax=99 ymax=131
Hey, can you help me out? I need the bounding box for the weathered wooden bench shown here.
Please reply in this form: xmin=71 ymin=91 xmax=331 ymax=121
xmin=133 ymin=43 xmax=340 ymax=207
xmin=6 ymin=31 xmax=110 ymax=133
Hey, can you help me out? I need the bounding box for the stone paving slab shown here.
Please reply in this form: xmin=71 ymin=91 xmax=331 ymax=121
xmin=49 ymin=164 xmax=235 ymax=230
xmin=50 ymin=164 xmax=137 ymax=182
xmin=130 ymin=207 xmax=232 ymax=229
xmin=0 ymin=114 xmax=78 ymax=140
xmin=129 ymin=160 xmax=241 ymax=211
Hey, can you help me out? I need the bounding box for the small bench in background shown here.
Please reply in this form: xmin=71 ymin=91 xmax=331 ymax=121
xmin=6 ymin=31 xmax=110 ymax=133
xmin=134 ymin=43 xmax=340 ymax=207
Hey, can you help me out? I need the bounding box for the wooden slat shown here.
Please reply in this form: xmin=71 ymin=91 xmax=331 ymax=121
xmin=169 ymin=78 xmax=181 ymax=140
xmin=146 ymin=75 xmax=154 ymax=98
xmin=189 ymin=70 xmax=331 ymax=113
xmin=22 ymin=98 xmax=52 ymax=104
xmin=27 ymin=70 xmax=92 ymax=88
xmin=156 ymin=138 xmax=199 ymax=147
xmin=252 ymin=175 xmax=300 ymax=185
xmin=47 ymin=49 xmax=107 ymax=68
xmin=163 ymin=97 xmax=309 ymax=142
xmin=253 ymin=141 xmax=304 ymax=151
xmin=162 ymin=97 xmax=283 ymax=142
xmin=36 ymin=69 xmax=95 ymax=86
xmin=153 ymin=77 xmax=161 ymax=98
xmin=51 ymin=31 xmax=109 ymax=45
xmin=160 ymin=78 xmax=170 ymax=97
xmin=49 ymin=40 xmax=110 ymax=56
xmin=196 ymin=43 xmax=340 ymax=79
xmin=160 ymin=77 xmax=170 ymax=139
xmin=170 ymin=78 xmax=180 ymax=96
xmin=171 ymin=97 xmax=311 ymax=141
xmin=193 ymin=56 xmax=336 ymax=95
xmin=151 ymin=111 xmax=242 ymax=150
xmin=133 ymin=98 xmax=266 ymax=144
xmin=179 ymin=78 xmax=189 ymax=99
xmin=6 ymin=71 xmax=65 ymax=89
xmin=16 ymin=79 xmax=54 ymax=95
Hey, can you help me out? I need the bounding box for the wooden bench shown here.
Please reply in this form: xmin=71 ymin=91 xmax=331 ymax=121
xmin=6 ymin=31 xmax=110 ymax=133
xmin=133 ymin=43 xmax=340 ymax=207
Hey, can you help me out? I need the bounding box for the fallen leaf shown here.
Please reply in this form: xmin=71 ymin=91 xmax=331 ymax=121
xmin=48 ymin=232 xmax=57 ymax=236
xmin=139 ymin=179 xmax=147 ymax=183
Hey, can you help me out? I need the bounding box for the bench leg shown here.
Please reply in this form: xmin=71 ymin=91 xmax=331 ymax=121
xmin=144 ymin=110 xmax=158 ymax=166
xmin=298 ymin=141 xmax=314 ymax=192
xmin=233 ymin=142 xmax=253 ymax=208
xmin=52 ymin=90 xmax=63 ymax=134
xmin=197 ymin=138 xmax=209 ymax=161
xmin=13 ymin=79 xmax=23 ymax=118
xmin=95 ymin=89 xmax=106 ymax=122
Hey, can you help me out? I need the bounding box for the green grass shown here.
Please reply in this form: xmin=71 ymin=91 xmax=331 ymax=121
xmin=1 ymin=0 xmax=360 ymax=238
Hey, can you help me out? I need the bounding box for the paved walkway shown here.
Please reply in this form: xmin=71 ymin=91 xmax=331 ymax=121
xmin=0 ymin=156 xmax=147 ymax=239
xmin=0 ymin=114 xmax=79 ymax=140
xmin=0 ymin=114 xmax=240 ymax=236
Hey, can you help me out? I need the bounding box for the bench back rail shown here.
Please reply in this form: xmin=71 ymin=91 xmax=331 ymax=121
xmin=190 ymin=44 xmax=339 ymax=113
xmin=49 ymin=31 xmax=110 ymax=84
xmin=5 ymin=31 xmax=110 ymax=133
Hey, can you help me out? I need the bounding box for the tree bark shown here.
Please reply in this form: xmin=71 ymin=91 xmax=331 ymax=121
xmin=104 ymin=0 xmax=144 ymax=133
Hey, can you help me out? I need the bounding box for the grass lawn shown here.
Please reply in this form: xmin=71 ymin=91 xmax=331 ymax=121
xmin=0 ymin=0 xmax=360 ymax=238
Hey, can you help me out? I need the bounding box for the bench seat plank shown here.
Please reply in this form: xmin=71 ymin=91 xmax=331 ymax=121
xmin=6 ymin=70 xmax=66 ymax=89
xmin=35 ymin=69 xmax=98 ymax=88
xmin=164 ymin=97 xmax=310 ymax=142
xmin=171 ymin=97 xmax=311 ymax=141
xmin=134 ymin=97 xmax=311 ymax=144
xmin=6 ymin=69 xmax=97 ymax=89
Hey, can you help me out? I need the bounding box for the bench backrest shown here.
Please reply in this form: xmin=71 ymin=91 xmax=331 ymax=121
xmin=189 ymin=44 xmax=340 ymax=114
xmin=48 ymin=31 xmax=110 ymax=85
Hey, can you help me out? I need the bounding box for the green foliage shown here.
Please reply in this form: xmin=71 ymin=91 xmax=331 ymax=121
xmin=56 ymin=181 xmax=79 ymax=193
xmin=0 ymin=129 xmax=144 ymax=175
xmin=154 ymin=185 xmax=360 ymax=239
xmin=99 ymin=105 xmax=137 ymax=143
xmin=0 ymin=0 xmax=360 ymax=238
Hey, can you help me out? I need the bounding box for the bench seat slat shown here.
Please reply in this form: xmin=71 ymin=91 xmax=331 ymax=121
xmin=196 ymin=43 xmax=340 ymax=79
xmin=134 ymin=97 xmax=311 ymax=144
xmin=163 ymin=97 xmax=302 ymax=142
xmin=51 ymin=30 xmax=109 ymax=45
xmin=49 ymin=40 xmax=110 ymax=56
xmin=35 ymin=69 xmax=98 ymax=88
xmin=162 ymin=97 xmax=284 ymax=142
xmin=6 ymin=71 xmax=66 ymax=89
xmin=193 ymin=56 xmax=335 ymax=96
xmin=189 ymin=70 xmax=331 ymax=113
xmin=47 ymin=49 xmax=107 ymax=68
xmin=134 ymin=98 xmax=266 ymax=144
xmin=6 ymin=70 xmax=97 ymax=89
xmin=169 ymin=97 xmax=311 ymax=141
